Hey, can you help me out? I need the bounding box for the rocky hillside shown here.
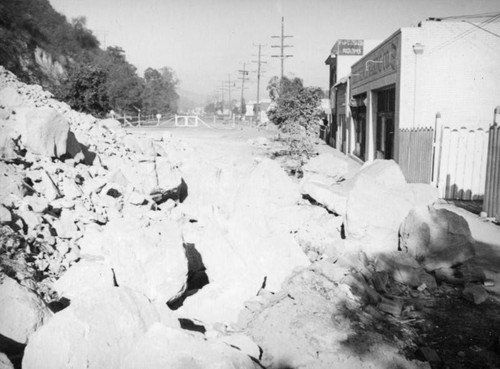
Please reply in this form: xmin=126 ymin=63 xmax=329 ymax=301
xmin=0 ymin=0 xmax=100 ymax=89
xmin=0 ymin=66 xmax=498 ymax=368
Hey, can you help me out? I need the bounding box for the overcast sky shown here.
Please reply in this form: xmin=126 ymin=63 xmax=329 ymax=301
xmin=49 ymin=0 xmax=499 ymax=103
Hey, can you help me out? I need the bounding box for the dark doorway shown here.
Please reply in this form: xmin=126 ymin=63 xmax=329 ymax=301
xmin=376 ymin=87 xmax=396 ymax=159
xmin=351 ymin=93 xmax=367 ymax=161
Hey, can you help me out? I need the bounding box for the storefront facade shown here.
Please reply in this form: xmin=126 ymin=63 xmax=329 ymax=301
xmin=325 ymin=39 xmax=380 ymax=151
xmin=346 ymin=18 xmax=500 ymax=197
xmin=350 ymin=32 xmax=400 ymax=162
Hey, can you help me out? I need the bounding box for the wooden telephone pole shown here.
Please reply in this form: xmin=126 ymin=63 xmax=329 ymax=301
xmin=238 ymin=63 xmax=249 ymax=114
xmin=271 ymin=17 xmax=294 ymax=83
xmin=252 ymin=44 xmax=267 ymax=119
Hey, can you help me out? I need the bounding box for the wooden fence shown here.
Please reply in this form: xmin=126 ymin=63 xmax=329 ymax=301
xmin=483 ymin=123 xmax=500 ymax=221
xmin=398 ymin=127 xmax=434 ymax=184
xmin=434 ymin=126 xmax=489 ymax=200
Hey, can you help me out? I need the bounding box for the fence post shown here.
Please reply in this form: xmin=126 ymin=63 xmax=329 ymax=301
xmin=483 ymin=106 xmax=500 ymax=219
xmin=433 ymin=112 xmax=444 ymax=188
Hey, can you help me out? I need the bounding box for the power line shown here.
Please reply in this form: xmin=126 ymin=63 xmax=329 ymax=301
xmin=437 ymin=11 xmax=500 ymax=20
xmin=429 ymin=13 xmax=500 ymax=54
xmin=462 ymin=19 xmax=500 ymax=39
xmin=271 ymin=16 xmax=294 ymax=82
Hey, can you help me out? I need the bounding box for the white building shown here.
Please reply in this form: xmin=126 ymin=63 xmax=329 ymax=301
xmin=324 ymin=39 xmax=381 ymax=148
xmin=349 ymin=19 xmax=500 ymax=160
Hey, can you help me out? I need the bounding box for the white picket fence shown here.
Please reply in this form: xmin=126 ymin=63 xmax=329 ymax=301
xmin=434 ymin=126 xmax=489 ymax=200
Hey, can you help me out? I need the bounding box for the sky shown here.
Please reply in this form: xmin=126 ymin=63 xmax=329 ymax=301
xmin=49 ymin=0 xmax=500 ymax=104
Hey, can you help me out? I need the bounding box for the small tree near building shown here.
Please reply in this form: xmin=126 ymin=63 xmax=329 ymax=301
xmin=267 ymin=76 xmax=324 ymax=163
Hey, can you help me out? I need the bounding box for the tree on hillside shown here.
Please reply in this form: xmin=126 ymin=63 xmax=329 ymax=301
xmin=96 ymin=46 xmax=144 ymax=114
xmin=58 ymin=64 xmax=110 ymax=117
xmin=141 ymin=67 xmax=179 ymax=114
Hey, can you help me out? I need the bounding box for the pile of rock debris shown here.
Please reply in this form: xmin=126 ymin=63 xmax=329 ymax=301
xmin=0 ymin=65 xmax=492 ymax=369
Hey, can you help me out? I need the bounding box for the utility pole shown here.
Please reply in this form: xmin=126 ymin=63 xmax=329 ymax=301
xmin=238 ymin=63 xmax=249 ymax=115
xmin=219 ymin=82 xmax=225 ymax=112
xmin=271 ymin=16 xmax=294 ymax=84
xmin=252 ymin=44 xmax=267 ymax=120
xmin=223 ymin=74 xmax=234 ymax=116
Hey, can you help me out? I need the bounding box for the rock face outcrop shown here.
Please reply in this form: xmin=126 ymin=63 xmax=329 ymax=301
xmin=399 ymin=206 xmax=475 ymax=271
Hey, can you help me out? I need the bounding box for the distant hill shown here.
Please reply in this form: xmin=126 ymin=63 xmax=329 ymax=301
xmin=0 ymin=0 xmax=101 ymax=90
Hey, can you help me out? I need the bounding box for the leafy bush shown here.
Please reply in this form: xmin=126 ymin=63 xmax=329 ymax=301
xmin=267 ymin=76 xmax=324 ymax=161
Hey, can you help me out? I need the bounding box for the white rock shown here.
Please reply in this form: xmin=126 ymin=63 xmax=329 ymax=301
xmin=59 ymin=177 xmax=82 ymax=200
xmin=22 ymin=195 xmax=49 ymax=213
xmin=345 ymin=173 xmax=413 ymax=256
xmin=400 ymin=206 xmax=475 ymax=271
xmin=22 ymin=286 xmax=160 ymax=369
xmin=0 ymin=204 xmax=12 ymax=224
xmin=0 ymin=86 xmax=25 ymax=108
xmin=235 ymin=158 xmax=301 ymax=209
xmin=0 ymin=353 xmax=14 ymax=369
xmin=52 ymin=209 xmax=78 ymax=239
xmin=352 ymin=159 xmax=407 ymax=189
xmin=300 ymin=178 xmax=348 ymax=215
xmin=34 ymin=170 xmax=61 ymax=201
xmin=16 ymin=107 xmax=70 ymax=157
xmin=97 ymin=218 xmax=188 ymax=303
xmin=127 ymin=191 xmax=148 ymax=205
xmin=0 ymin=164 xmax=26 ymax=204
xmin=53 ymin=259 xmax=115 ymax=300
xmin=0 ymin=276 xmax=52 ymax=344
xmin=407 ymin=183 xmax=439 ymax=207
xmin=221 ymin=333 xmax=261 ymax=360
xmin=0 ymin=120 xmax=19 ymax=160
xmin=302 ymin=153 xmax=348 ymax=182
xmin=122 ymin=323 xmax=261 ymax=369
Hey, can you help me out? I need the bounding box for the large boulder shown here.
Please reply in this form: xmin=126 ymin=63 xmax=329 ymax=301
xmin=399 ymin=206 xmax=475 ymax=271
xmin=78 ymin=218 xmax=189 ymax=304
xmin=300 ymin=178 xmax=348 ymax=215
xmin=122 ymin=323 xmax=261 ymax=369
xmin=52 ymin=259 xmax=115 ymax=300
xmin=352 ymin=159 xmax=407 ymax=189
xmin=345 ymin=173 xmax=413 ymax=256
xmin=22 ymin=286 xmax=162 ymax=369
xmin=178 ymin=213 xmax=310 ymax=324
xmin=302 ymin=153 xmax=348 ymax=183
xmin=0 ymin=276 xmax=52 ymax=344
xmin=16 ymin=107 xmax=70 ymax=157
xmin=235 ymin=158 xmax=301 ymax=208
